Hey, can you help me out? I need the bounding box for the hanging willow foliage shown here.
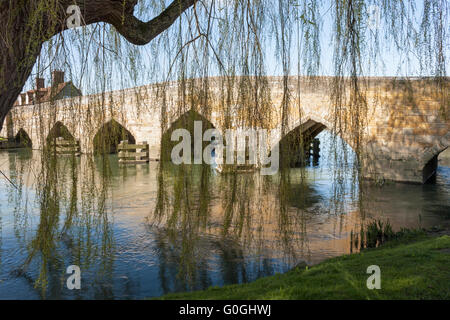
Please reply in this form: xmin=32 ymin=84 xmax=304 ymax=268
xmin=1 ymin=0 xmax=448 ymax=295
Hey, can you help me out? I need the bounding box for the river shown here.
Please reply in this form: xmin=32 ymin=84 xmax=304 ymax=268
xmin=0 ymin=132 xmax=448 ymax=299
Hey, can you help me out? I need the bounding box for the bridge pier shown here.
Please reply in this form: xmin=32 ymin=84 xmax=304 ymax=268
xmin=363 ymin=156 xmax=429 ymax=184
xmin=363 ymin=135 xmax=449 ymax=184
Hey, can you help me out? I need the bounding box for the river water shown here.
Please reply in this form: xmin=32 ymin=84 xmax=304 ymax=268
xmin=0 ymin=132 xmax=449 ymax=299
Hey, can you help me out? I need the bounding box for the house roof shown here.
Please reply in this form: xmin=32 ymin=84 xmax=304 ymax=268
xmin=16 ymin=81 xmax=82 ymax=106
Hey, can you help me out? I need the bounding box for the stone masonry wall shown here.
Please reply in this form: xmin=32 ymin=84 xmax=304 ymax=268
xmin=1 ymin=76 xmax=448 ymax=184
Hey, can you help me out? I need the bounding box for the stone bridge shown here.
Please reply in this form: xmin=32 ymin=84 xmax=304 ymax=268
xmin=1 ymin=76 xmax=448 ymax=184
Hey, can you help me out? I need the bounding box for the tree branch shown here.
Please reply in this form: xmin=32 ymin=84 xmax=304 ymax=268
xmin=99 ymin=0 xmax=196 ymax=45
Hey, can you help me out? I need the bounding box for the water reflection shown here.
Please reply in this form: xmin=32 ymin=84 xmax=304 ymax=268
xmin=0 ymin=139 xmax=448 ymax=299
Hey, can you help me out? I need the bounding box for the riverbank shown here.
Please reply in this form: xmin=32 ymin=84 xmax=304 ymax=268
xmin=159 ymin=227 xmax=450 ymax=300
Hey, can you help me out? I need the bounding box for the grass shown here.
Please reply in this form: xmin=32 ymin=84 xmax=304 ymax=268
xmin=159 ymin=231 xmax=450 ymax=300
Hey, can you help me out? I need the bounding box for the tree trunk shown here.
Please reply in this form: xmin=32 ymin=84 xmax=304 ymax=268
xmin=0 ymin=2 xmax=44 ymax=130
xmin=0 ymin=44 xmax=42 ymax=130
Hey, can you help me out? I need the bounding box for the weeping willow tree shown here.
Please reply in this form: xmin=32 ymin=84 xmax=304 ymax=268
xmin=1 ymin=0 xmax=447 ymax=126
xmin=1 ymin=0 xmax=447 ymax=161
xmin=0 ymin=0 xmax=448 ymax=295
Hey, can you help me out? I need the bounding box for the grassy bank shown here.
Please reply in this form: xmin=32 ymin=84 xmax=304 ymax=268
xmin=160 ymin=231 xmax=450 ymax=300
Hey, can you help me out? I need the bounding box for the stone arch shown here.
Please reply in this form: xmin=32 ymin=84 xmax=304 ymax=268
xmin=46 ymin=121 xmax=75 ymax=145
xmin=93 ymin=119 xmax=136 ymax=154
xmin=14 ymin=128 xmax=32 ymax=148
xmin=420 ymin=132 xmax=450 ymax=183
xmin=274 ymin=117 xmax=345 ymax=167
xmin=161 ymin=109 xmax=217 ymax=162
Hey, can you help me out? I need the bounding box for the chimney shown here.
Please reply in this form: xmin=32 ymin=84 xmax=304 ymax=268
xmin=52 ymin=70 xmax=65 ymax=87
xmin=36 ymin=77 xmax=45 ymax=90
xmin=26 ymin=92 xmax=34 ymax=105
xmin=19 ymin=93 xmax=26 ymax=105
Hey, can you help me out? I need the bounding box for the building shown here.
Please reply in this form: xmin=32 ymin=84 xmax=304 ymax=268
xmin=2 ymin=71 xmax=82 ymax=143
xmin=15 ymin=70 xmax=82 ymax=106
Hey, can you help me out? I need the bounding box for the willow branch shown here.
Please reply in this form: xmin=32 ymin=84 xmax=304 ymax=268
xmin=97 ymin=0 xmax=196 ymax=45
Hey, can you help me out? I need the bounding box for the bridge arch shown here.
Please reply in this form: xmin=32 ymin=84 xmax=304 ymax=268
xmin=46 ymin=121 xmax=76 ymax=145
xmin=14 ymin=128 xmax=32 ymax=148
xmin=161 ymin=109 xmax=217 ymax=162
xmin=420 ymin=133 xmax=450 ymax=182
xmin=273 ymin=116 xmax=355 ymax=167
xmin=93 ymin=119 xmax=136 ymax=154
xmin=279 ymin=119 xmax=326 ymax=167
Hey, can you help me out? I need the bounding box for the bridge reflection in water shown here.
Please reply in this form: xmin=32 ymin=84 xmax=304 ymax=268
xmin=0 ymin=132 xmax=448 ymax=299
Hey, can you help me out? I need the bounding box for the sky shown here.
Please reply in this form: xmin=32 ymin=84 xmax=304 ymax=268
xmin=24 ymin=0 xmax=449 ymax=94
